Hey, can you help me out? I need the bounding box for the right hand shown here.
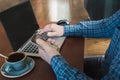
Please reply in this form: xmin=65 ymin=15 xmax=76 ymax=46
xmin=36 ymin=38 xmax=60 ymax=64
xmin=40 ymin=24 xmax=64 ymax=37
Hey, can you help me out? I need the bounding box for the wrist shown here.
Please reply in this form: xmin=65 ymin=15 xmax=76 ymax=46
xmin=57 ymin=19 xmax=69 ymax=36
xmin=60 ymin=26 xmax=64 ymax=36
xmin=50 ymin=54 xmax=61 ymax=64
xmin=63 ymin=25 xmax=70 ymax=36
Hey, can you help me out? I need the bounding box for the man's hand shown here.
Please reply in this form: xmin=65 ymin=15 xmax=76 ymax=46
xmin=40 ymin=24 xmax=64 ymax=37
xmin=40 ymin=23 xmax=64 ymax=46
xmin=36 ymin=38 xmax=60 ymax=64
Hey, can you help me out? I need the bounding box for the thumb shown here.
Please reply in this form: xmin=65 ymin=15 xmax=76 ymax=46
xmin=36 ymin=39 xmax=49 ymax=50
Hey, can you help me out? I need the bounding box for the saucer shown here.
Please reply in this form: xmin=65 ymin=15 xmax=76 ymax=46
xmin=1 ymin=57 xmax=35 ymax=78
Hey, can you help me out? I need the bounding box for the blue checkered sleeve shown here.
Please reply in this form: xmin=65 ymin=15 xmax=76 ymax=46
xmin=50 ymin=10 xmax=120 ymax=80
xmin=64 ymin=10 xmax=120 ymax=38
xmin=51 ymin=55 xmax=93 ymax=80
xmin=101 ymin=26 xmax=120 ymax=77
xmin=102 ymin=53 xmax=120 ymax=80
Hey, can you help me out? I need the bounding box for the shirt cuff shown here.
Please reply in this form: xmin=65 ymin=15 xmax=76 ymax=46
xmin=50 ymin=55 xmax=68 ymax=73
xmin=50 ymin=55 xmax=70 ymax=77
xmin=63 ymin=24 xmax=83 ymax=37
xmin=64 ymin=25 xmax=70 ymax=36
xmin=64 ymin=25 xmax=75 ymax=36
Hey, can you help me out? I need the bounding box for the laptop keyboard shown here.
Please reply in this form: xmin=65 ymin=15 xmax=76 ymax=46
xmin=18 ymin=36 xmax=66 ymax=57
xmin=20 ymin=41 xmax=38 ymax=54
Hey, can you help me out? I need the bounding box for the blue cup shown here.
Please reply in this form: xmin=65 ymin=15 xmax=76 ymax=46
xmin=5 ymin=52 xmax=27 ymax=72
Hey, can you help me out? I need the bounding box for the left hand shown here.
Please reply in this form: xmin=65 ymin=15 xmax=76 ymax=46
xmin=40 ymin=24 xmax=64 ymax=37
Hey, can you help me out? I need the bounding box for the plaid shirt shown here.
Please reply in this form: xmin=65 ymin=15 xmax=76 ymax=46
xmin=51 ymin=10 xmax=120 ymax=80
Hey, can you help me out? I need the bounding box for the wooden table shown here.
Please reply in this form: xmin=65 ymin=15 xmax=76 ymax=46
xmin=0 ymin=23 xmax=84 ymax=80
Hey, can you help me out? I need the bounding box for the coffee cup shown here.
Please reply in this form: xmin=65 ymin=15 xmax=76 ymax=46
xmin=5 ymin=52 xmax=27 ymax=72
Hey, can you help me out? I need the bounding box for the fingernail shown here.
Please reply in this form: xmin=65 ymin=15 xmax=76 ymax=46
xmin=36 ymin=39 xmax=39 ymax=43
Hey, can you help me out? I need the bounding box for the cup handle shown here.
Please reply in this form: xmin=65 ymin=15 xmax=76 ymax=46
xmin=5 ymin=65 xmax=14 ymax=72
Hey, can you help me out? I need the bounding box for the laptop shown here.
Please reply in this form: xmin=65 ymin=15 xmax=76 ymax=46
xmin=0 ymin=0 xmax=65 ymax=57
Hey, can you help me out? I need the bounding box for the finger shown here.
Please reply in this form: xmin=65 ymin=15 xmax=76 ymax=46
xmin=38 ymin=48 xmax=44 ymax=55
xmin=38 ymin=48 xmax=47 ymax=62
xmin=38 ymin=48 xmax=45 ymax=56
xmin=36 ymin=38 xmax=50 ymax=50
xmin=40 ymin=25 xmax=52 ymax=34
xmin=47 ymin=38 xmax=58 ymax=46
xmin=47 ymin=32 xmax=57 ymax=37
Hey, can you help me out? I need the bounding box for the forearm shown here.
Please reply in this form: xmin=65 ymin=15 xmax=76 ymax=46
xmin=64 ymin=10 xmax=120 ymax=38
xmin=51 ymin=55 xmax=93 ymax=80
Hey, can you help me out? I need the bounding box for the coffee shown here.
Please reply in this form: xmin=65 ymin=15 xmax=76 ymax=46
xmin=7 ymin=53 xmax=25 ymax=62
xmin=5 ymin=52 xmax=27 ymax=72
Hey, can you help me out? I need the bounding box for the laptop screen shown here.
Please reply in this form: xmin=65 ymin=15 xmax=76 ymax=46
xmin=0 ymin=1 xmax=39 ymax=51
